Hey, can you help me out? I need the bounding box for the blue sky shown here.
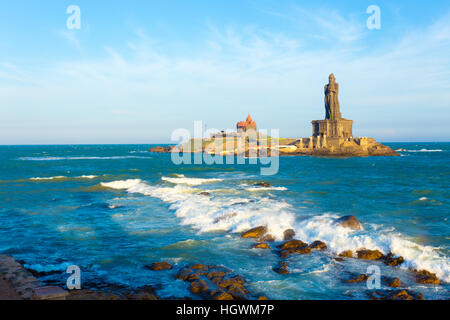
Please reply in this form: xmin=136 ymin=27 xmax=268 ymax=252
xmin=0 ymin=0 xmax=449 ymax=144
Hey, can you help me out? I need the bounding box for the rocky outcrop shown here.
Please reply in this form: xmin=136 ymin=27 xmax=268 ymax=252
xmin=149 ymin=146 xmax=174 ymax=153
xmin=241 ymin=226 xmax=267 ymax=238
xmin=413 ymin=269 xmax=441 ymax=285
xmin=338 ymin=250 xmax=354 ymax=258
xmin=273 ymin=262 xmax=289 ymax=274
xmin=277 ymin=240 xmax=311 ymax=258
xmin=346 ymin=274 xmax=369 ymax=283
xmin=175 ymin=264 xmax=263 ymax=300
xmin=334 ymin=215 xmax=362 ymax=230
xmin=369 ymin=290 xmax=425 ymax=300
xmin=385 ymin=277 xmax=402 ymax=288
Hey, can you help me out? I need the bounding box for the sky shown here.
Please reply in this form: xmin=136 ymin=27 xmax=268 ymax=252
xmin=0 ymin=0 xmax=449 ymax=144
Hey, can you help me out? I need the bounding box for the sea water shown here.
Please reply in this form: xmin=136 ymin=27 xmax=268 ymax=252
xmin=0 ymin=143 xmax=448 ymax=299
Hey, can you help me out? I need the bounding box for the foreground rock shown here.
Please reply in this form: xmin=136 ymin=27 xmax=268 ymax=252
xmin=334 ymin=215 xmax=362 ymax=230
xmin=308 ymin=240 xmax=328 ymax=250
xmin=413 ymin=269 xmax=441 ymax=285
xmin=369 ymin=290 xmax=425 ymax=300
xmin=176 ymin=264 xmax=265 ymax=300
xmin=241 ymin=226 xmax=267 ymax=238
xmin=252 ymin=243 xmax=270 ymax=249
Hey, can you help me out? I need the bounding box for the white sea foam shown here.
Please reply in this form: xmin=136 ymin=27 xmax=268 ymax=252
xmin=30 ymin=176 xmax=66 ymax=180
xmin=30 ymin=175 xmax=98 ymax=181
xmin=246 ymin=186 xmax=288 ymax=192
xmin=161 ymin=176 xmax=223 ymax=186
xmin=403 ymin=149 xmax=443 ymax=152
xmin=101 ymin=178 xmax=450 ymax=283
xmin=19 ymin=156 xmax=151 ymax=161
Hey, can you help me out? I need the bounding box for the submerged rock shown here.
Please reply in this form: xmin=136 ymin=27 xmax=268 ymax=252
xmin=145 ymin=262 xmax=173 ymax=271
xmin=413 ymin=269 xmax=441 ymax=285
xmin=241 ymin=226 xmax=267 ymax=238
xmin=273 ymin=262 xmax=289 ymax=274
xmin=334 ymin=215 xmax=362 ymax=230
xmin=346 ymin=274 xmax=369 ymax=283
xmin=356 ymin=249 xmax=384 ymax=260
xmin=277 ymin=240 xmax=311 ymax=258
xmin=254 ymin=182 xmax=271 ymax=187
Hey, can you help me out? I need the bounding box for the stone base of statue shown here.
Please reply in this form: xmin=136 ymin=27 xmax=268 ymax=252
xmin=311 ymin=119 xmax=353 ymax=139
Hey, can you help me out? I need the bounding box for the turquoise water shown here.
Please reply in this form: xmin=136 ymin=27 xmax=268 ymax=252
xmin=0 ymin=143 xmax=448 ymax=299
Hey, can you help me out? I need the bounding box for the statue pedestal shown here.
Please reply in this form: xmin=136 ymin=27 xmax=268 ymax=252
xmin=312 ymin=119 xmax=353 ymax=139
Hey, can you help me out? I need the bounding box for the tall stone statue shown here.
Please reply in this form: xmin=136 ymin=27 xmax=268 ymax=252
xmin=324 ymin=73 xmax=342 ymax=120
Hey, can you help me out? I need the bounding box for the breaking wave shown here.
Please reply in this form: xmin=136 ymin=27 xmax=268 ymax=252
xmin=100 ymin=178 xmax=450 ymax=282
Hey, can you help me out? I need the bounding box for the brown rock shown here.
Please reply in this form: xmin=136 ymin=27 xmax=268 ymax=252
xmin=254 ymin=182 xmax=271 ymax=187
xmin=278 ymin=240 xmax=308 ymax=251
xmin=386 ymin=277 xmax=402 ymax=288
xmin=334 ymin=257 xmax=345 ymax=262
xmin=175 ymin=268 xmax=194 ymax=281
xmin=258 ymin=295 xmax=269 ymax=300
xmin=206 ymin=271 xmax=228 ymax=279
xmin=145 ymin=262 xmax=173 ymax=271
xmin=191 ymin=263 xmax=208 ymax=270
xmin=383 ymin=253 xmax=404 ymax=267
xmin=309 ymin=240 xmax=328 ymax=250
xmin=334 ymin=215 xmax=362 ymax=230
xmin=149 ymin=146 xmax=173 ymax=153
xmin=189 ymin=280 xmax=209 ymax=294
xmin=413 ymin=269 xmax=440 ymax=285
xmin=273 ymin=264 xmax=289 ymax=274
xmin=257 ymin=234 xmax=275 ymax=243
xmin=283 ymin=229 xmax=296 ymax=241
xmin=294 ymin=247 xmax=312 ymax=255
xmin=370 ymin=290 xmax=425 ymax=301
xmin=198 ymin=192 xmax=210 ymax=196
xmin=338 ymin=250 xmax=353 ymax=258
xmin=241 ymin=226 xmax=267 ymax=238
xmin=32 ymin=286 xmax=68 ymax=300
xmin=356 ymin=249 xmax=384 ymax=260
xmin=252 ymin=243 xmax=270 ymax=249
xmin=212 ymin=292 xmax=234 ymax=300
xmin=346 ymin=274 xmax=369 ymax=283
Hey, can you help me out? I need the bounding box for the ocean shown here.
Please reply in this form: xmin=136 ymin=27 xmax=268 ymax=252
xmin=0 ymin=143 xmax=448 ymax=299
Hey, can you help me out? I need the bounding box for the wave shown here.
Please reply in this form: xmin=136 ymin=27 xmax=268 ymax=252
xmin=30 ymin=175 xmax=98 ymax=181
xmin=100 ymin=178 xmax=450 ymax=283
xmin=161 ymin=176 xmax=223 ymax=186
xmin=246 ymin=186 xmax=288 ymax=192
xmin=18 ymin=156 xmax=151 ymax=161
xmin=398 ymin=149 xmax=443 ymax=153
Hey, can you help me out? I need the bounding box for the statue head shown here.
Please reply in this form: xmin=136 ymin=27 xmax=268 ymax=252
xmin=329 ymin=73 xmax=335 ymax=83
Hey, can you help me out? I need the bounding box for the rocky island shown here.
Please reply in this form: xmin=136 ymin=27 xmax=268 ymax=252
xmin=150 ymin=74 xmax=399 ymax=157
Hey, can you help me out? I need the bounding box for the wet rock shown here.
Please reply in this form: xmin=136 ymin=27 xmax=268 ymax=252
xmin=212 ymin=291 xmax=234 ymax=300
xmin=369 ymin=290 xmax=425 ymax=301
xmin=241 ymin=226 xmax=267 ymax=238
xmin=145 ymin=262 xmax=173 ymax=271
xmin=252 ymin=243 xmax=270 ymax=249
xmin=385 ymin=277 xmax=401 ymax=288
xmin=277 ymin=240 xmax=308 ymax=251
xmin=308 ymin=240 xmax=328 ymax=250
xmin=283 ymin=229 xmax=296 ymax=241
xmin=334 ymin=215 xmax=362 ymax=230
xmin=338 ymin=250 xmax=353 ymax=258
xmin=198 ymin=192 xmax=210 ymax=196
xmin=191 ymin=263 xmax=208 ymax=270
xmin=383 ymin=253 xmax=404 ymax=267
xmin=413 ymin=269 xmax=441 ymax=285
xmin=346 ymin=274 xmax=369 ymax=283
xmin=356 ymin=249 xmax=384 ymax=260
xmin=257 ymin=234 xmax=275 ymax=243
xmin=189 ymin=280 xmax=209 ymax=294
xmin=334 ymin=257 xmax=345 ymax=262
